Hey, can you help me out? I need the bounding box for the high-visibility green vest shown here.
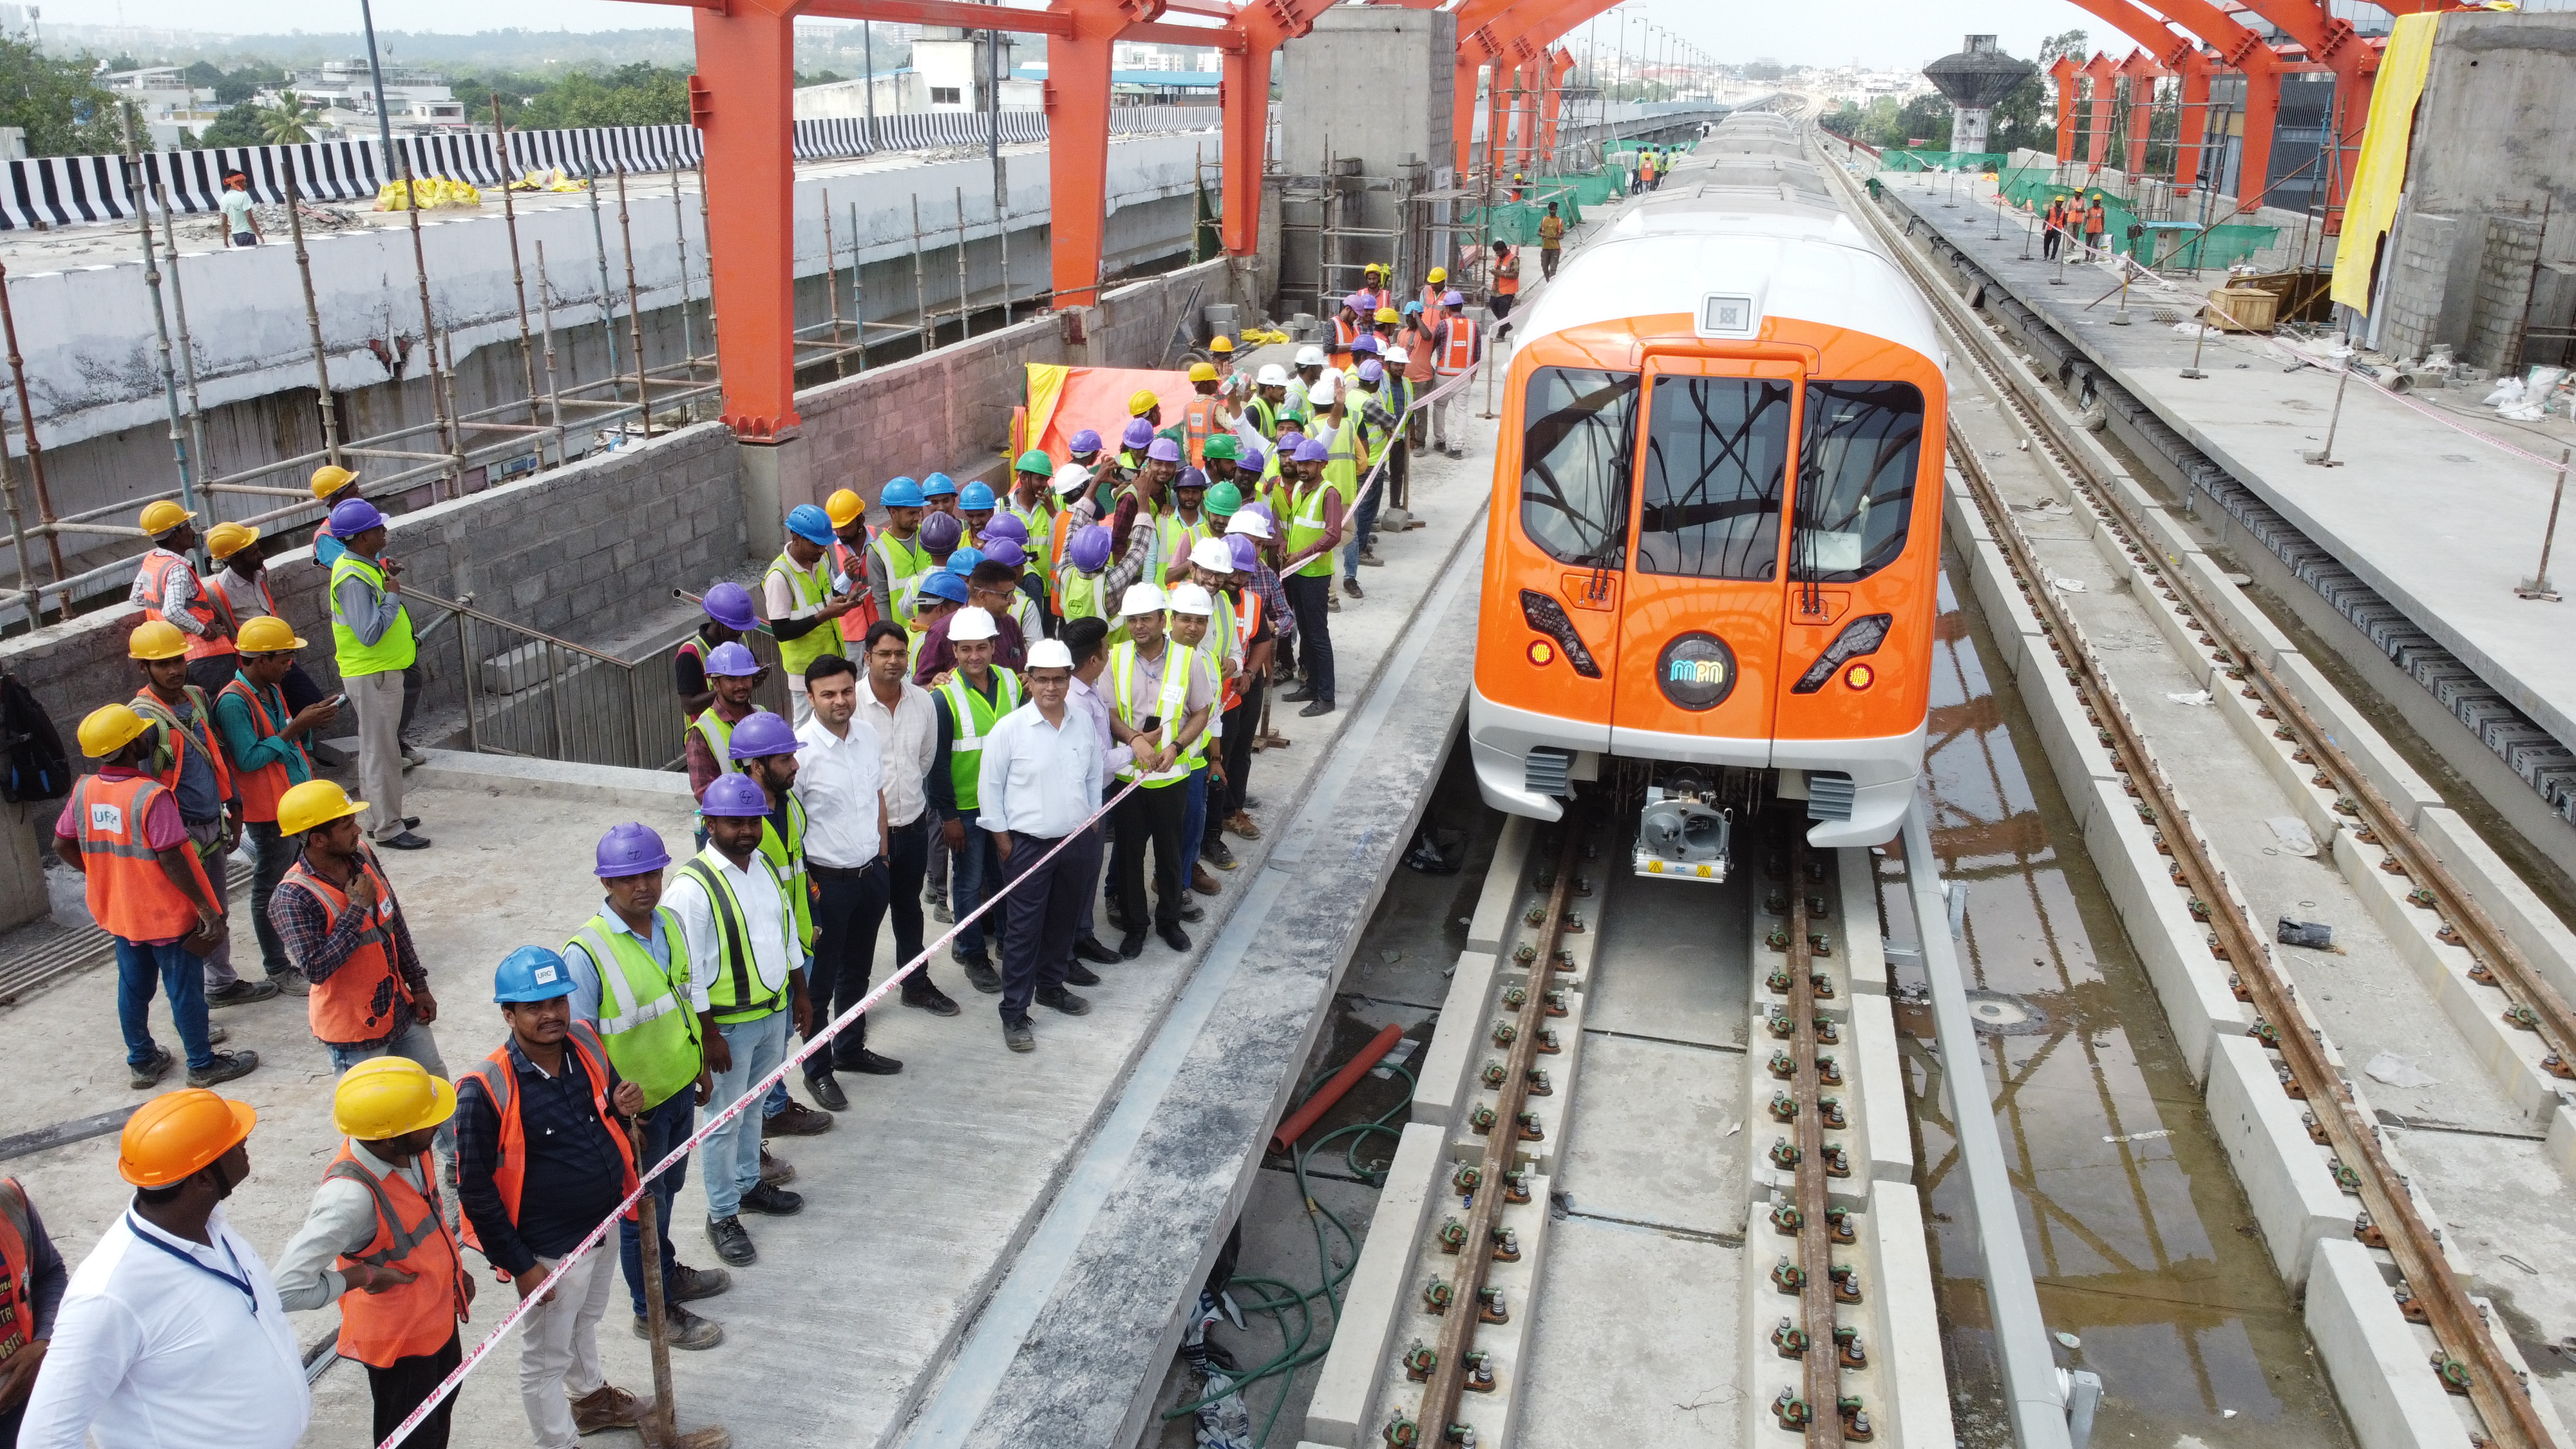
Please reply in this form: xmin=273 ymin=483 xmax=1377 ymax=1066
xmin=688 ymin=706 xmax=743 ymax=778
xmin=1246 ymin=395 xmax=1278 ymax=440
xmin=765 ymin=549 xmax=846 ymax=679
xmin=938 ymin=668 xmax=1021 ymax=811
xmin=679 ymin=851 xmax=793 ymax=1026
xmin=1110 ymin=640 xmax=1199 ymax=788
xmin=755 ymin=791 xmax=814 ymax=954
xmin=871 ymin=530 xmax=936 ymax=618
xmin=1324 ymin=412 xmax=1363 ymax=507
xmin=328 ymin=553 xmax=415 ymax=677
xmin=1133 ymin=502 xmax=1187 ymax=590
xmin=1287 ymin=479 xmax=1336 ymax=579
xmin=1057 ymin=566 xmax=1106 ymax=624
xmin=568 ymin=908 xmax=700 ymax=1110
xmin=1006 ymin=497 xmax=1056 ymax=570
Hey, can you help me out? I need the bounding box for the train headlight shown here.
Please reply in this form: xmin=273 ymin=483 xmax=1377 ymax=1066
xmin=1844 ymin=662 xmax=1875 ymax=690
xmin=1517 ymin=589 xmax=1603 ymax=679
xmin=1528 ymin=639 xmax=1556 ymax=667
xmin=1792 ymin=613 xmax=1893 ymax=694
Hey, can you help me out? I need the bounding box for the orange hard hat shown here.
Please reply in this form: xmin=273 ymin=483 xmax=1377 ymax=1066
xmin=118 ymin=1088 xmax=257 ymax=1187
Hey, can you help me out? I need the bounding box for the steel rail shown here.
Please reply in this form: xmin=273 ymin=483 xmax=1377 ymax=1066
xmin=1785 ymin=830 xmax=1840 ymax=1447
xmin=1821 ymin=138 xmax=2559 ymax=1449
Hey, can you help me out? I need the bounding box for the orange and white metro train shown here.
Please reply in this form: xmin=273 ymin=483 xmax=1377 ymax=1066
xmin=1468 ymin=113 xmax=1947 ymax=879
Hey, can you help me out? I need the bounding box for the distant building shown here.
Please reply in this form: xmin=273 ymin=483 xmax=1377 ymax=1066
xmin=276 ymin=59 xmax=468 ymax=137
xmin=791 ymin=34 xmax=1041 ymax=120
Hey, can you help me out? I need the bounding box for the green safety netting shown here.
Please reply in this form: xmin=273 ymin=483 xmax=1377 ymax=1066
xmin=1530 ymin=171 xmax=1622 ymax=208
xmin=1995 ymin=168 xmax=2280 ymax=270
xmin=1880 ymin=149 xmax=2007 ymax=173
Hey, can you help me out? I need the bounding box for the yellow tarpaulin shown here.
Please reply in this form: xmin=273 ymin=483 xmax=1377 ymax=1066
xmin=2331 ymin=12 xmax=2441 ymax=314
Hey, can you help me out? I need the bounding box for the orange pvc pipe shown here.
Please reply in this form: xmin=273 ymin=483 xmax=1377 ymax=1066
xmin=1270 ymin=1023 xmax=1404 ymax=1155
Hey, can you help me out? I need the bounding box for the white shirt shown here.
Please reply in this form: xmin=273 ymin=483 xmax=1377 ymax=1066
xmin=857 ymin=675 xmax=937 ymax=827
xmin=1066 ymin=676 xmax=1134 ymax=777
xmin=976 ymin=700 xmax=1106 ymax=838
xmin=19 ymin=1206 xmax=310 ymax=1449
xmin=795 ymin=712 xmax=886 ymax=867
xmin=665 ymin=846 xmax=802 ymax=1005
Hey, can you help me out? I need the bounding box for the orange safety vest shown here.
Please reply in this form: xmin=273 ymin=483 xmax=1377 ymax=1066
xmin=140 ymin=552 xmax=234 ymax=662
xmin=129 ymin=686 xmax=234 ymax=819
xmin=459 ymin=1023 xmax=638 ymax=1261
xmin=1183 ymin=395 xmax=1220 ymax=469
xmin=1224 ymin=589 xmax=1263 ymax=714
xmin=831 ymin=538 xmax=882 ymax=642
xmin=278 ymin=855 xmax=408 ymax=1046
xmin=0 ymin=1178 xmax=35 ymax=1368
xmin=1436 ymin=316 xmax=1479 ymax=377
xmin=214 ymin=677 xmax=307 ymax=824
xmin=1331 ymin=315 xmax=1358 ymax=365
xmin=204 ymin=569 xmax=276 ymax=639
xmin=66 ymin=772 xmax=214 ymax=943
xmin=2085 ymin=203 xmax=2106 ymax=236
xmin=323 ymin=1143 xmax=468 ymax=1368
xmin=1495 ymin=256 xmax=1519 ymax=296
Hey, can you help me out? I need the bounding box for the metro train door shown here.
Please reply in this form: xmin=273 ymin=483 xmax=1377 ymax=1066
xmin=1609 ymin=355 xmax=1804 ymax=753
xmin=1772 ymin=381 xmax=1931 ymax=745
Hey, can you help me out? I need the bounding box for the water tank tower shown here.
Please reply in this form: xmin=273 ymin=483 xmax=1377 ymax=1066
xmin=1923 ymin=34 xmax=2034 ymax=155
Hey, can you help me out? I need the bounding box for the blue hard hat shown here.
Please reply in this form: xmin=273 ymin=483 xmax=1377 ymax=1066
xmin=699 ymin=772 xmax=771 ymax=818
xmin=594 ymin=822 xmax=670 ymax=879
xmin=918 ymin=571 xmax=969 ymax=605
xmin=705 ymin=640 xmax=762 ymax=677
xmin=493 ymin=945 xmax=576 ymax=1003
xmin=328 ymin=498 xmax=386 ymax=539
xmin=726 ymin=710 xmax=798 ymax=761
xmin=922 ymin=472 xmax=959 ymax=498
xmin=1070 ymin=430 xmax=1103 ymax=455
xmin=947 ymin=547 xmax=986 ymax=576
xmin=958 ymin=481 xmax=996 ymax=512
xmin=881 ymin=476 xmax=925 ymax=509
xmin=702 ymin=580 xmax=757 ymax=632
xmin=786 ymin=504 xmax=835 ymax=545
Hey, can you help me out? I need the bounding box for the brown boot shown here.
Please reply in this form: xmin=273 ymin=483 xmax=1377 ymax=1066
xmin=1224 ymin=810 xmax=1261 ymax=841
xmin=571 ymin=1384 xmax=654 ymax=1435
xmin=1190 ymin=864 xmax=1221 ymax=898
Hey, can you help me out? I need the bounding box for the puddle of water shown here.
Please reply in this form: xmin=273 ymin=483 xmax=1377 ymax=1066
xmin=1880 ymin=565 xmax=2353 ymax=1449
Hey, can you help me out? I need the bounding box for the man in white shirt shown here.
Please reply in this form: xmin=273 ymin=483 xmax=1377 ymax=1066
xmin=976 ymin=639 xmax=1106 ymax=1053
xmin=793 ymin=654 xmax=899 ymax=1110
xmin=853 ymin=619 xmax=954 ymax=1014
xmin=663 ymin=773 xmax=811 ymax=1267
xmin=1059 ymin=618 xmax=1132 ymax=969
xmin=21 ymin=1088 xmax=310 ymax=1449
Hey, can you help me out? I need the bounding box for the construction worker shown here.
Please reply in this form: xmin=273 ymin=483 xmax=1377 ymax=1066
xmin=866 ymin=477 xmax=935 ymax=625
xmin=214 ymin=616 xmax=337 ymax=994
xmin=1491 ymin=240 xmax=1520 ymax=328
xmin=972 ymin=636 xmax=1104 ymax=1054
xmin=1200 ymin=434 xmax=1244 ymax=498
xmin=1165 ymin=578 xmax=1232 ymax=898
xmin=979 ymin=540 xmax=1046 ymax=643
xmin=1066 ymin=428 xmax=1104 ymax=475
xmin=18 ymin=1090 xmax=305 ymax=1448
xmin=58 ymin=705 xmax=254 ymax=1090
xmin=1418 ymin=265 xmax=1450 ymax=316
xmin=1182 ymin=363 xmax=1223 ymax=468
xmin=1165 ymin=469 xmax=1218 ymax=589
xmin=721 ymin=708 xmax=835 ymax=1140
xmin=1510 ymin=171 xmax=1526 ymax=203
xmin=1247 ymin=366 xmax=1287 ymax=442
xmin=327 ymin=498 xmax=430 ymax=851
xmin=202 ymin=520 xmax=331 ymax=724
xmin=0 ymin=1175 xmax=66 ymax=1445
xmin=1379 ymin=344 xmax=1416 ymax=515
xmin=1113 ymin=439 xmax=1191 ymax=592
xmin=1329 ymin=294 xmax=1363 ymax=371
xmin=129 ymin=500 xmax=238 ymax=695
xmin=1429 ymin=289 xmax=1481 ymax=459
xmin=307 ymin=465 xmax=363 ymax=569
xmin=1057 ymin=525 xmax=1114 ymax=628
xmin=127 ymin=620 xmax=267 ymax=1010
xmin=2084 ymin=195 xmax=2108 ymax=258
xmin=921 ymin=472 xmax=961 ymax=519
xmin=1277 ymin=437 xmax=1343 ymax=719
xmin=1007 ymin=450 xmax=1058 ymax=569
xmin=1397 ymin=305 xmax=1436 ymax=451
xmin=1539 ymin=200 xmax=1565 ymax=281
xmin=766 ymin=503 xmax=857 ymax=727
xmin=680 ymin=639 xmax=761 ymax=806
xmin=276 ymin=1059 xmax=473 ymax=1447
xmin=1215 ymin=529 xmax=1276 ymax=846
xmin=1343 ymin=361 xmax=1402 ymax=595
xmin=1354 ymin=263 xmax=1387 ymax=317
xmin=665 ymin=773 xmax=812 ymax=1267
xmin=1104 ymin=583 xmax=1216 ymax=956
xmin=925 ymin=608 xmax=1021 ymax=992
xmin=563 ymin=822 xmax=730 ymax=1350
xmin=1284 ymin=347 xmax=1327 ymax=431
xmin=957 ymin=481 xmax=999 ymax=545
xmin=823 ymin=489 xmax=880 ymax=643
xmin=455 ymin=949 xmax=654 ymax=1446
xmin=2041 ymin=194 xmax=2065 ymax=261
xmin=675 ymin=581 xmax=761 ymax=719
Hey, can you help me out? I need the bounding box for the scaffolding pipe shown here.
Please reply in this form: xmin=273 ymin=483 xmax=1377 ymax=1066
xmin=955 ymin=185 xmax=972 ymax=341
xmin=822 ymin=187 xmax=846 ymax=379
xmin=398 ymin=144 xmax=462 ymax=498
xmin=850 ymin=199 xmax=869 ymax=374
xmin=587 ymin=181 xmax=625 ymax=386
xmin=614 ymin=167 xmax=655 ymax=440
xmin=669 ymin=162 xmax=697 ymax=380
xmin=120 ymin=106 xmax=200 ymax=529
xmin=283 ymin=171 xmax=344 ymax=470
xmin=491 ymin=94 xmax=542 ymax=419
xmin=149 ymin=179 xmax=210 ymax=491
xmin=912 ymin=194 xmax=931 ymax=348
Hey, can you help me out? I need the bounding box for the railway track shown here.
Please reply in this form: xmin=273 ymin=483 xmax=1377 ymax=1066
xmin=1815 ymin=129 xmax=2564 ymax=1449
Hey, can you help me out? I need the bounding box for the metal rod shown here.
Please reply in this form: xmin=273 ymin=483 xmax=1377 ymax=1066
xmin=491 ymin=94 xmax=542 ymax=421
xmin=397 ymin=143 xmax=460 ymax=497
xmin=615 ymin=168 xmax=654 ymax=440
xmin=437 ymin=330 xmax=469 ymax=493
xmin=912 ymin=193 xmax=931 ymax=348
xmin=954 ymin=185 xmax=972 ymax=341
xmin=2521 ymin=448 xmax=2569 ymax=600
xmin=2306 ymin=354 xmax=2353 ymax=468
xmin=282 ymin=171 xmax=344 ymax=469
xmin=120 ymin=105 xmax=200 ymax=528
xmin=822 ymin=187 xmax=846 ymax=379
xmin=669 ymin=161 xmax=697 ymax=383
xmin=534 ymin=242 xmax=569 ymax=464
xmin=150 ymin=176 xmax=210 ymax=488
xmin=588 ymin=181 xmax=625 ymax=387
xmin=850 ymin=200 xmax=868 ymax=374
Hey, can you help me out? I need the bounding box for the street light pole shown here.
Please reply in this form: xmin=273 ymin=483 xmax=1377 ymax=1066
xmin=358 ymin=0 xmax=397 ymax=177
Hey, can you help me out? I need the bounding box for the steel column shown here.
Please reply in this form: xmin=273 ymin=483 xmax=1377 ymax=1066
xmin=689 ymin=1 xmax=800 ymax=440
xmin=1218 ymin=37 xmax=1275 ymax=258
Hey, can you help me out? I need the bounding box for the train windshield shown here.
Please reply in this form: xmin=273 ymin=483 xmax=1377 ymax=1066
xmin=1636 ymin=375 xmax=1795 ymax=580
xmin=1792 ymin=381 xmax=1924 ymax=583
xmin=1519 ymin=368 xmax=1641 ymax=569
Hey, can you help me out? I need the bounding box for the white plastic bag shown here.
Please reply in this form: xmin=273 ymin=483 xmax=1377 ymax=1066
xmin=2483 ymin=379 xmax=2527 ymax=409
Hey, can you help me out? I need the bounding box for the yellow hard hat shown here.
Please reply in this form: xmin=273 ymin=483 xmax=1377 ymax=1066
xmin=1374 ymin=307 xmax=1400 ymax=325
xmin=128 ymin=619 xmax=189 ymax=661
xmin=826 ymin=488 xmax=866 ymax=530
xmin=1188 ymin=362 xmax=1219 ymax=383
xmin=1364 ymin=262 xmax=1385 ymax=276
xmin=309 ymin=464 xmax=361 ymax=500
xmin=77 ymin=702 xmax=151 ymax=758
xmin=138 ymin=500 xmax=196 ymax=537
xmin=278 ymin=779 xmax=368 ymax=836
xmin=236 ymin=616 xmax=306 ymax=654
xmin=1428 ymin=267 xmax=1447 ymax=284
xmin=204 ymin=520 xmax=259 ymax=561
xmin=1208 ymin=336 xmax=1234 ymax=354
xmin=1128 ymin=389 xmax=1160 ymax=417
xmin=118 ymin=1088 xmax=257 ymax=1188
xmin=332 ymin=1057 xmax=458 ymax=1141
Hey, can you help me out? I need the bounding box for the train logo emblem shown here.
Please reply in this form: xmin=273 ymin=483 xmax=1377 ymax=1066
xmin=1655 ymin=634 xmax=1738 ymax=711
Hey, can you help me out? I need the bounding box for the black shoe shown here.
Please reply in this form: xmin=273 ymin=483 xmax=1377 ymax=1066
xmin=1299 ymin=699 xmax=1335 ymax=717
xmin=739 ymin=1182 xmax=803 ymax=1217
xmin=636 ymin=1303 xmax=725 ymax=1350
xmin=1074 ymin=936 xmax=1121 ymax=966
xmin=377 ymin=831 xmax=432 ymax=850
xmin=804 ymin=1072 xmax=850 ymax=1112
xmin=129 ymin=1045 xmax=175 ymax=1090
xmin=903 ymin=986 xmax=963 ymax=1016
xmin=1036 ymin=988 xmax=1093 ymax=1016
xmin=187 ymin=1050 xmax=258 ymax=1087
xmin=764 ymin=1101 xmax=833 ymax=1137
xmin=963 ymin=960 xmax=1003 ymax=994
xmin=1202 ymin=839 xmax=1238 ymax=871
xmin=669 ymin=1264 xmax=732 ymax=1302
xmin=1004 ymin=1021 xmax=1036 ymax=1053
xmin=1065 ymin=962 xmax=1102 ymax=988
xmin=706 ymin=1216 xmax=755 ymax=1265
xmin=1344 ymin=578 xmax=1365 ymax=599
xmin=1175 ymin=900 xmax=1206 ymax=923
xmin=205 ymin=978 xmax=278 ymax=1009
xmin=846 ymin=1049 xmax=903 ymax=1075
xmin=1119 ymin=932 xmax=1146 ymax=960
xmin=1280 ymin=685 xmax=1316 ymax=703
xmin=1159 ymin=923 xmax=1193 ymax=953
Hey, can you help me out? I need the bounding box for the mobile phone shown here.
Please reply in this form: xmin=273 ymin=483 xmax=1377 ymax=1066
xmin=1142 ymin=715 xmax=1162 ymax=734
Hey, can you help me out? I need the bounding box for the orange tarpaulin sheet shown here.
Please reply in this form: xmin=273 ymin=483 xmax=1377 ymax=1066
xmin=1022 ymin=363 xmax=1195 ymax=468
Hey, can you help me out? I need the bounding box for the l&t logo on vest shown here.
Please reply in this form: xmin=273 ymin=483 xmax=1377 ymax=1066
xmin=1655 ymin=632 xmax=1738 ymax=712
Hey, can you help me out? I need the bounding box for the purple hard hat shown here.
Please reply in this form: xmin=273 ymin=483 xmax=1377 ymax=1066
xmin=1239 ymin=445 xmax=1267 ymax=474
xmin=1070 ymin=429 xmax=1103 ymax=455
xmin=726 ymin=709 xmax=797 ymax=761
xmin=1227 ymin=533 xmax=1258 ymax=573
xmin=1443 ymin=289 xmax=1465 ymax=307
xmin=1068 ymin=524 xmax=1112 ymax=573
xmin=594 ymin=822 xmax=672 ymax=878
xmin=1175 ymin=466 xmax=1208 ymax=493
xmin=983 ymin=538 xmax=1027 ymax=569
xmin=1345 ymin=292 xmax=1368 ymax=310
xmin=699 ymin=772 xmax=772 ymax=818
xmin=328 ymin=498 xmax=386 ymax=539
xmin=1352 ymin=336 xmax=1380 ymax=355
xmin=702 ymin=580 xmax=758 ymax=632
xmin=1359 ymin=360 xmax=1385 ymax=382
xmin=1121 ymin=418 xmax=1155 ymax=450
xmin=1146 ymin=438 xmax=1182 ymax=463
xmin=1294 ymin=438 xmax=1332 ymax=464
xmin=921 ymin=511 xmax=964 ymax=552
xmin=1240 ymin=500 xmax=1274 ymax=526
xmin=981 ymin=513 xmax=1028 ymax=545
xmin=705 ymin=640 xmax=762 ymax=677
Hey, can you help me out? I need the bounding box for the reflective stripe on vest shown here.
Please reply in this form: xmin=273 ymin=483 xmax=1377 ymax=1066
xmin=1437 ymin=317 xmax=1478 ymax=375
xmin=766 ymin=551 xmax=847 ymax=679
xmin=756 ymin=793 xmax=815 ymax=955
xmin=1223 ymin=589 xmax=1260 ymax=714
xmin=130 ymin=686 xmax=234 ymax=815
xmin=329 ymin=553 xmax=416 ymax=677
xmin=1184 ymin=395 xmax=1219 ymax=468
xmin=871 ymin=531 xmax=936 ymax=620
xmin=939 ymin=668 xmax=1022 ymax=811
xmin=689 ymin=706 xmax=744 ymax=779
xmin=680 ymin=855 xmax=791 ymax=1024
xmin=571 ymin=909 xmax=701 ymax=1110
xmin=1110 ymin=641 xmax=1198 ymax=787
xmin=323 ymin=1146 xmax=466 ymax=1368
xmin=141 ymin=553 xmax=232 ymax=661
xmin=216 ymin=677 xmax=306 ymax=824
xmin=0 ymin=1178 xmax=34 ymax=1363
xmin=280 ymin=857 xmax=408 ymax=1046
xmin=457 ymin=1023 xmax=638 ymax=1261
xmin=1287 ymin=480 xmax=1336 ymax=579
xmin=1324 ymin=414 xmax=1363 ymax=506
xmin=69 ymin=773 xmax=213 ymax=942
xmin=831 ymin=540 xmax=882 ymax=642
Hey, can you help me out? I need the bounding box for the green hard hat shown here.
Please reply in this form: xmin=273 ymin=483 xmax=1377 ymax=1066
xmin=1204 ymin=481 xmax=1242 ymax=518
xmin=1202 ymin=434 xmax=1240 ymax=462
xmin=1016 ymin=448 xmax=1054 ymax=476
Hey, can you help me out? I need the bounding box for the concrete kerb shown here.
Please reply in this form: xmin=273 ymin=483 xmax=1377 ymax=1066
xmin=404 ymin=748 xmax=697 ymax=811
xmin=1410 ymin=949 xmax=1500 ymax=1124
xmin=2205 ymin=1034 xmax=2353 ymax=1290
xmin=2410 ymin=806 xmax=2576 ymax=1007
xmin=2305 ymin=1237 xmax=2470 ymax=1449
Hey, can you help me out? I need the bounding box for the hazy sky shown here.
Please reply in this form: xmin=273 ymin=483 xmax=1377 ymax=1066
xmin=54 ymin=0 xmax=2091 ymax=72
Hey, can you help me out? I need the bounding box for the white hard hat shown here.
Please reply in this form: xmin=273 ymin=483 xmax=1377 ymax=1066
xmin=1294 ymin=345 xmax=1327 ymax=369
xmin=1119 ymin=582 xmax=1167 ymax=617
xmin=1383 ymin=345 xmax=1409 ymax=365
xmin=1166 ymin=582 xmax=1215 ymax=616
xmin=1225 ymin=511 xmax=1274 ymax=541
xmin=1256 ymin=364 xmax=1290 ymax=388
xmin=1189 ymin=537 xmax=1235 ymax=573
xmin=1309 ymin=372 xmax=1341 ymax=407
xmin=1052 ymin=462 xmax=1092 ymax=497
xmin=947 ymin=607 xmax=999 ymax=643
xmin=1026 ymin=638 xmax=1074 ymax=669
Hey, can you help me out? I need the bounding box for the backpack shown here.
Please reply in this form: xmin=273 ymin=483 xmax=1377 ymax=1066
xmin=0 ymin=674 xmax=71 ymax=804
